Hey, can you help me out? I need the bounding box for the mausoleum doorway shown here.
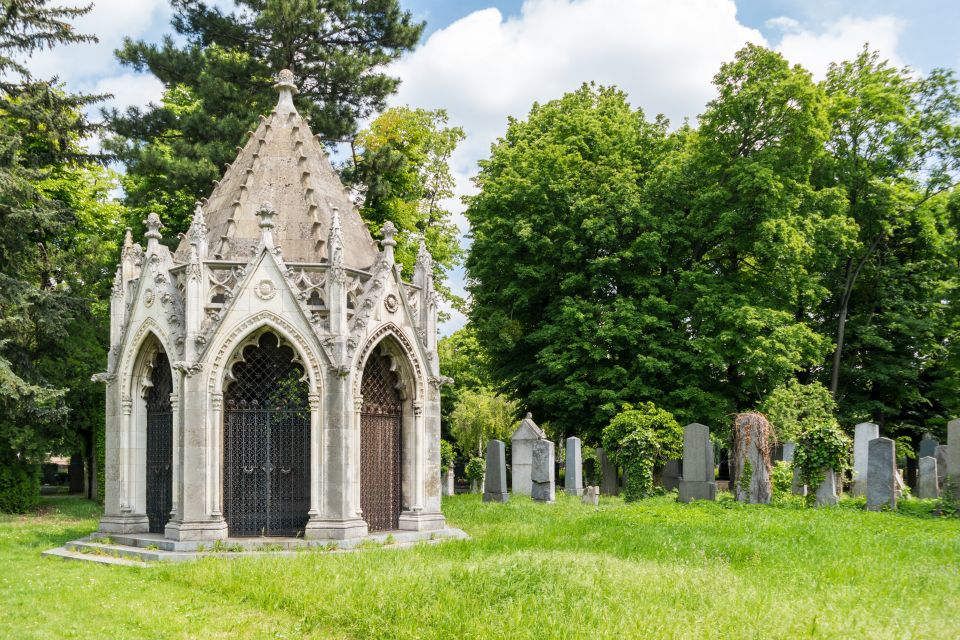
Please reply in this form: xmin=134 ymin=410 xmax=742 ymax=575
xmin=223 ymin=332 xmax=310 ymax=536
xmin=145 ymin=351 xmax=173 ymax=534
xmin=360 ymin=346 xmax=403 ymax=531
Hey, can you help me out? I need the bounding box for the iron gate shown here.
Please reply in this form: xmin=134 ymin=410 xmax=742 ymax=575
xmin=360 ymin=349 xmax=403 ymax=532
xmin=146 ymin=351 xmax=173 ymax=534
xmin=223 ymin=333 xmax=310 ymax=537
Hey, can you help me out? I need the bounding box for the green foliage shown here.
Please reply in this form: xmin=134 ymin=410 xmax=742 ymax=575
xmin=440 ymin=440 xmax=455 ymax=475
xmin=438 ymin=326 xmax=496 ymax=436
xmin=794 ymin=423 xmax=852 ymax=504
xmin=449 ymin=388 xmax=519 ymax=458
xmin=895 ymin=436 xmax=917 ymax=462
xmin=758 ymin=380 xmax=838 ymax=443
xmin=344 ymin=107 xmax=465 ymax=310
xmin=771 ymin=461 xmax=794 ymax=496
xmin=464 ymin=457 xmax=484 ymax=483
xmin=106 ymin=0 xmax=424 ymax=236
xmin=0 ymin=459 xmax=39 ymax=513
xmin=601 ymin=403 xmax=682 ymax=501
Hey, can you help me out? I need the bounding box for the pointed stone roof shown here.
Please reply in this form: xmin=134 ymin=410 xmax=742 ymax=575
xmin=512 ymin=413 xmax=546 ymax=441
xmin=174 ymin=69 xmax=379 ymax=269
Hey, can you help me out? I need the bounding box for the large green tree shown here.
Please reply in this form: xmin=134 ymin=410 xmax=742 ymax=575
xmin=0 ymin=0 xmax=120 ymax=507
xmin=106 ymin=0 xmax=424 ymax=234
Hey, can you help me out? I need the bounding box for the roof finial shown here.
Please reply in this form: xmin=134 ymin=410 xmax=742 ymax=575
xmin=143 ymin=212 xmax=163 ymax=252
xmin=273 ymin=69 xmax=298 ymax=113
xmin=257 ymin=202 xmax=277 ymax=248
xmin=381 ymin=221 xmax=397 ymax=264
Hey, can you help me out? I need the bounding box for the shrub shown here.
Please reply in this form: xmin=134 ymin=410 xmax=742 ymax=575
xmin=758 ymin=380 xmax=837 ymax=444
xmin=440 ymin=440 xmax=455 ymax=475
xmin=771 ymin=461 xmax=793 ymax=495
xmin=0 ymin=460 xmax=40 ymax=513
xmin=602 ymin=403 xmax=682 ymax=502
xmin=794 ymin=422 xmax=851 ymax=506
xmin=464 ymin=457 xmax=484 ymax=482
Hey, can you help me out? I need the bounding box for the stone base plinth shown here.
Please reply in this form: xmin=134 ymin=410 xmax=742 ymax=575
xmin=304 ymin=517 xmax=368 ymax=540
xmin=483 ymin=491 xmax=508 ymax=503
xmin=164 ymin=518 xmax=229 ymax=542
xmin=98 ymin=513 xmax=149 ymax=534
xmin=398 ymin=511 xmax=446 ymax=532
xmin=565 ymin=487 xmax=584 ymax=497
xmin=678 ymin=480 xmax=716 ymax=503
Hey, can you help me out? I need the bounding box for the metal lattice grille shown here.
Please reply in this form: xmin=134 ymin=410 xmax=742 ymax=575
xmin=224 ymin=333 xmax=310 ymax=537
xmin=145 ymin=351 xmax=173 ymax=534
xmin=360 ymin=349 xmax=402 ymax=532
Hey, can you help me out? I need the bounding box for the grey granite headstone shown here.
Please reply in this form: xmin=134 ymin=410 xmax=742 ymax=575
xmin=511 ymin=413 xmax=546 ymax=496
xmin=866 ymin=437 xmax=896 ymax=511
xmin=791 ymin=467 xmax=807 ymax=496
xmin=935 ymin=445 xmax=948 ymax=488
xmin=678 ymin=423 xmax=717 ymax=502
xmin=442 ymin=468 xmax=455 ymax=497
xmin=917 ymin=456 xmax=939 ymax=499
xmin=531 ymin=439 xmax=555 ymax=503
xmin=919 ymin=433 xmax=939 ymax=459
xmin=852 ymin=422 xmax=879 ymax=496
xmin=781 ymin=442 xmax=796 ymax=463
xmin=565 ymin=437 xmax=583 ymax=496
xmin=949 ymin=419 xmax=960 ymax=490
xmin=814 ymin=468 xmax=838 ymax=507
xmin=662 ymin=459 xmax=682 ymax=492
xmin=482 ymin=439 xmax=508 ymax=503
xmin=581 ymin=485 xmax=599 ymax=506
xmin=597 ymin=447 xmax=618 ymax=496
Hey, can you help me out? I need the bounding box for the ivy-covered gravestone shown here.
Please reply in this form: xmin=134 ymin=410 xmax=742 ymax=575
xmin=732 ymin=413 xmax=772 ymax=504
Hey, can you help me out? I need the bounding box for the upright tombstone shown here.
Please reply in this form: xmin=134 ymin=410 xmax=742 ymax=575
xmin=852 ymin=422 xmax=880 ymax=497
xmin=442 ymin=468 xmax=455 ymax=497
xmin=948 ymin=419 xmax=960 ymax=493
xmin=482 ymin=440 xmax=508 ymax=503
xmin=781 ymin=443 xmax=796 ymax=463
xmin=935 ymin=445 xmax=948 ymax=488
xmin=814 ymin=469 xmax=838 ymax=507
xmin=917 ymin=457 xmax=939 ymax=499
xmin=662 ymin=460 xmax=682 ymax=492
xmin=564 ymin=437 xmax=584 ymax=496
xmin=866 ymin=437 xmax=896 ymax=511
xmin=919 ymin=433 xmax=939 ymax=459
xmin=791 ymin=467 xmax=807 ymax=497
xmin=597 ymin=447 xmax=619 ymax=496
xmin=531 ymin=439 xmax=556 ymax=503
xmin=581 ymin=486 xmax=600 ymax=506
xmin=732 ymin=414 xmax=772 ymax=504
xmin=511 ymin=413 xmax=546 ymax=496
xmin=678 ymin=423 xmax=716 ymax=503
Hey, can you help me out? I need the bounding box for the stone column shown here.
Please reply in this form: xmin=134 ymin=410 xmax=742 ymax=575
xmin=917 ymin=457 xmax=939 ymax=499
xmin=531 ymin=439 xmax=555 ymax=503
xmin=307 ymin=393 xmax=322 ymax=521
xmin=866 ymin=437 xmax=896 ymax=511
xmin=482 ymin=440 xmax=508 ymax=503
xmin=678 ymin=423 xmax=717 ymax=503
xmin=169 ymin=392 xmax=181 ymax=520
xmin=565 ymin=437 xmax=583 ymax=496
xmin=100 ymin=385 xmax=149 ymax=534
xmin=209 ymin=393 xmax=223 ymax=517
xmin=852 ymin=422 xmax=879 ymax=496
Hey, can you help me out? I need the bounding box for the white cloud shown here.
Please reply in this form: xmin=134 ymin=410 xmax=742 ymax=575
xmin=765 ymin=16 xmax=801 ymax=33
xmin=774 ymin=16 xmax=906 ymax=79
xmin=93 ymin=73 xmax=165 ymax=111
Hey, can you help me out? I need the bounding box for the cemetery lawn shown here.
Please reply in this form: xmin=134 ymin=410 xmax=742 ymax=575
xmin=3 ymin=494 xmax=959 ymax=639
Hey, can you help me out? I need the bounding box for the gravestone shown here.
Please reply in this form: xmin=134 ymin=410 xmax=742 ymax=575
xmin=814 ymin=468 xmax=838 ymax=507
xmin=442 ymin=468 xmax=455 ymax=497
xmin=919 ymin=433 xmax=939 ymax=459
xmin=597 ymin=447 xmax=619 ymax=496
xmin=781 ymin=442 xmax=796 ymax=463
xmin=732 ymin=414 xmax=772 ymax=504
xmin=531 ymin=439 xmax=556 ymax=503
xmin=935 ymin=445 xmax=948 ymax=488
xmin=511 ymin=413 xmax=545 ymax=496
xmin=482 ymin=439 xmax=508 ymax=503
xmin=866 ymin=437 xmax=896 ymax=511
xmin=581 ymin=485 xmax=599 ymax=506
xmin=678 ymin=423 xmax=717 ymax=503
xmin=791 ymin=467 xmax=807 ymax=497
xmin=662 ymin=460 xmax=682 ymax=492
xmin=949 ymin=419 xmax=960 ymax=491
xmin=852 ymin=422 xmax=879 ymax=496
xmin=917 ymin=456 xmax=939 ymax=499
xmin=565 ymin=437 xmax=584 ymax=496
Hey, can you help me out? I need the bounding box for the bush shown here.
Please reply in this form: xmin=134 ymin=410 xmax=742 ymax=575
xmin=602 ymin=402 xmax=682 ymax=502
xmin=464 ymin=457 xmax=484 ymax=482
xmin=794 ymin=422 xmax=851 ymax=506
xmin=0 ymin=460 xmax=40 ymax=513
xmin=771 ymin=461 xmax=793 ymax=495
xmin=440 ymin=439 xmax=455 ymax=475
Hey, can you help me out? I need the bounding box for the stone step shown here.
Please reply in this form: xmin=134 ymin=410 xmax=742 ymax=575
xmin=42 ymin=546 xmax=150 ymax=568
xmin=65 ymin=540 xmax=196 ymax=563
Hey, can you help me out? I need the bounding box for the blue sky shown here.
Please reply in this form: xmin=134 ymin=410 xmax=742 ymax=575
xmin=26 ymin=1 xmax=960 ymax=334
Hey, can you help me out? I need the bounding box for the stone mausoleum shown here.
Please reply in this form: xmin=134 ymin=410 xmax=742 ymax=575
xmin=94 ymin=71 xmax=450 ymax=542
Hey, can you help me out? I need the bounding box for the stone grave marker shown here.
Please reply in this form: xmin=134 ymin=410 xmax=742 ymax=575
xmin=531 ymin=439 xmax=556 ymax=503
xmin=511 ymin=413 xmax=545 ymax=496
xmin=662 ymin=460 xmax=682 ymax=492
xmin=482 ymin=439 xmax=508 ymax=503
xmin=917 ymin=456 xmax=939 ymax=499
xmin=732 ymin=414 xmax=772 ymax=504
xmin=597 ymin=447 xmax=619 ymax=496
xmin=814 ymin=469 xmax=838 ymax=507
xmin=852 ymin=422 xmax=879 ymax=496
xmin=781 ymin=442 xmax=796 ymax=463
xmin=442 ymin=468 xmax=455 ymax=497
xmin=581 ymin=485 xmax=599 ymax=506
xmin=919 ymin=433 xmax=939 ymax=459
xmin=949 ymin=419 xmax=960 ymax=491
xmin=678 ymin=423 xmax=717 ymax=502
xmin=866 ymin=437 xmax=896 ymax=511
xmin=565 ymin=437 xmax=584 ymax=496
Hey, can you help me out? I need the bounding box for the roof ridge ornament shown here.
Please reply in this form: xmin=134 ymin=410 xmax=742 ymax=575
xmin=143 ymin=212 xmax=163 ymax=252
xmin=256 ymin=202 xmax=277 ymax=248
xmin=381 ymin=221 xmax=397 ymax=264
xmin=329 ymin=204 xmax=346 ymax=283
xmin=273 ymin=68 xmax=298 ymax=113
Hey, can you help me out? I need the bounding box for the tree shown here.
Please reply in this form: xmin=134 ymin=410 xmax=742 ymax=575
xmin=106 ymin=0 xmax=424 ymax=235
xmin=0 ymin=0 xmax=119 ymax=507
xmin=758 ymin=379 xmax=837 ymax=443
xmin=344 ymin=106 xmax=465 ymax=308
xmin=438 ymin=326 xmax=495 ymax=436
xmin=448 ymin=389 xmax=518 ymax=458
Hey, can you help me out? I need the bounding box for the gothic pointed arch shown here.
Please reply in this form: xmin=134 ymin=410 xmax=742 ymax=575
xmin=352 ymin=323 xmax=425 ymax=401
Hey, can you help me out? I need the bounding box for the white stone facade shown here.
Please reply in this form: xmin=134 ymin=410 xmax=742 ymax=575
xmin=95 ymin=71 xmax=448 ymax=541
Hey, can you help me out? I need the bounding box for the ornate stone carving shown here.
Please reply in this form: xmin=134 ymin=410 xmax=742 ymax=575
xmin=384 ymin=293 xmax=399 ymax=313
xmin=254 ymin=279 xmax=277 ymax=300
xmin=353 ymin=323 xmax=424 ymax=399
xmin=144 ymin=288 xmax=154 ymax=307
xmin=173 ymin=360 xmax=204 ymax=377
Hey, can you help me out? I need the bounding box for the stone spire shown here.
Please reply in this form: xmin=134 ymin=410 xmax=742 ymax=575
xmin=143 ymin=212 xmax=163 ymax=252
xmin=187 ymin=202 xmax=208 ymax=257
xmin=273 ymin=68 xmax=298 ymax=113
xmin=329 ymin=204 xmax=345 ymax=283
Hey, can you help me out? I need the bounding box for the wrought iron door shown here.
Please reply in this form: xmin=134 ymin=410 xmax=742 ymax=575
xmin=145 ymin=351 xmax=173 ymax=534
xmin=360 ymin=349 xmax=403 ymax=531
xmin=224 ymin=333 xmax=310 ymax=537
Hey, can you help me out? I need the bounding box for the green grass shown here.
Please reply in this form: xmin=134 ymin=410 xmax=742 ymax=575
xmin=2 ymin=494 xmax=959 ymax=639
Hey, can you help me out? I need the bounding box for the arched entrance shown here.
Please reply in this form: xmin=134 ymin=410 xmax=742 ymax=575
xmin=223 ymin=332 xmax=310 ymax=536
xmin=360 ymin=346 xmax=403 ymax=531
xmin=145 ymin=351 xmax=173 ymax=533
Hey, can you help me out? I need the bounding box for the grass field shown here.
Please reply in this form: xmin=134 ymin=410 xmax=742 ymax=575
xmin=2 ymin=493 xmax=958 ymax=639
